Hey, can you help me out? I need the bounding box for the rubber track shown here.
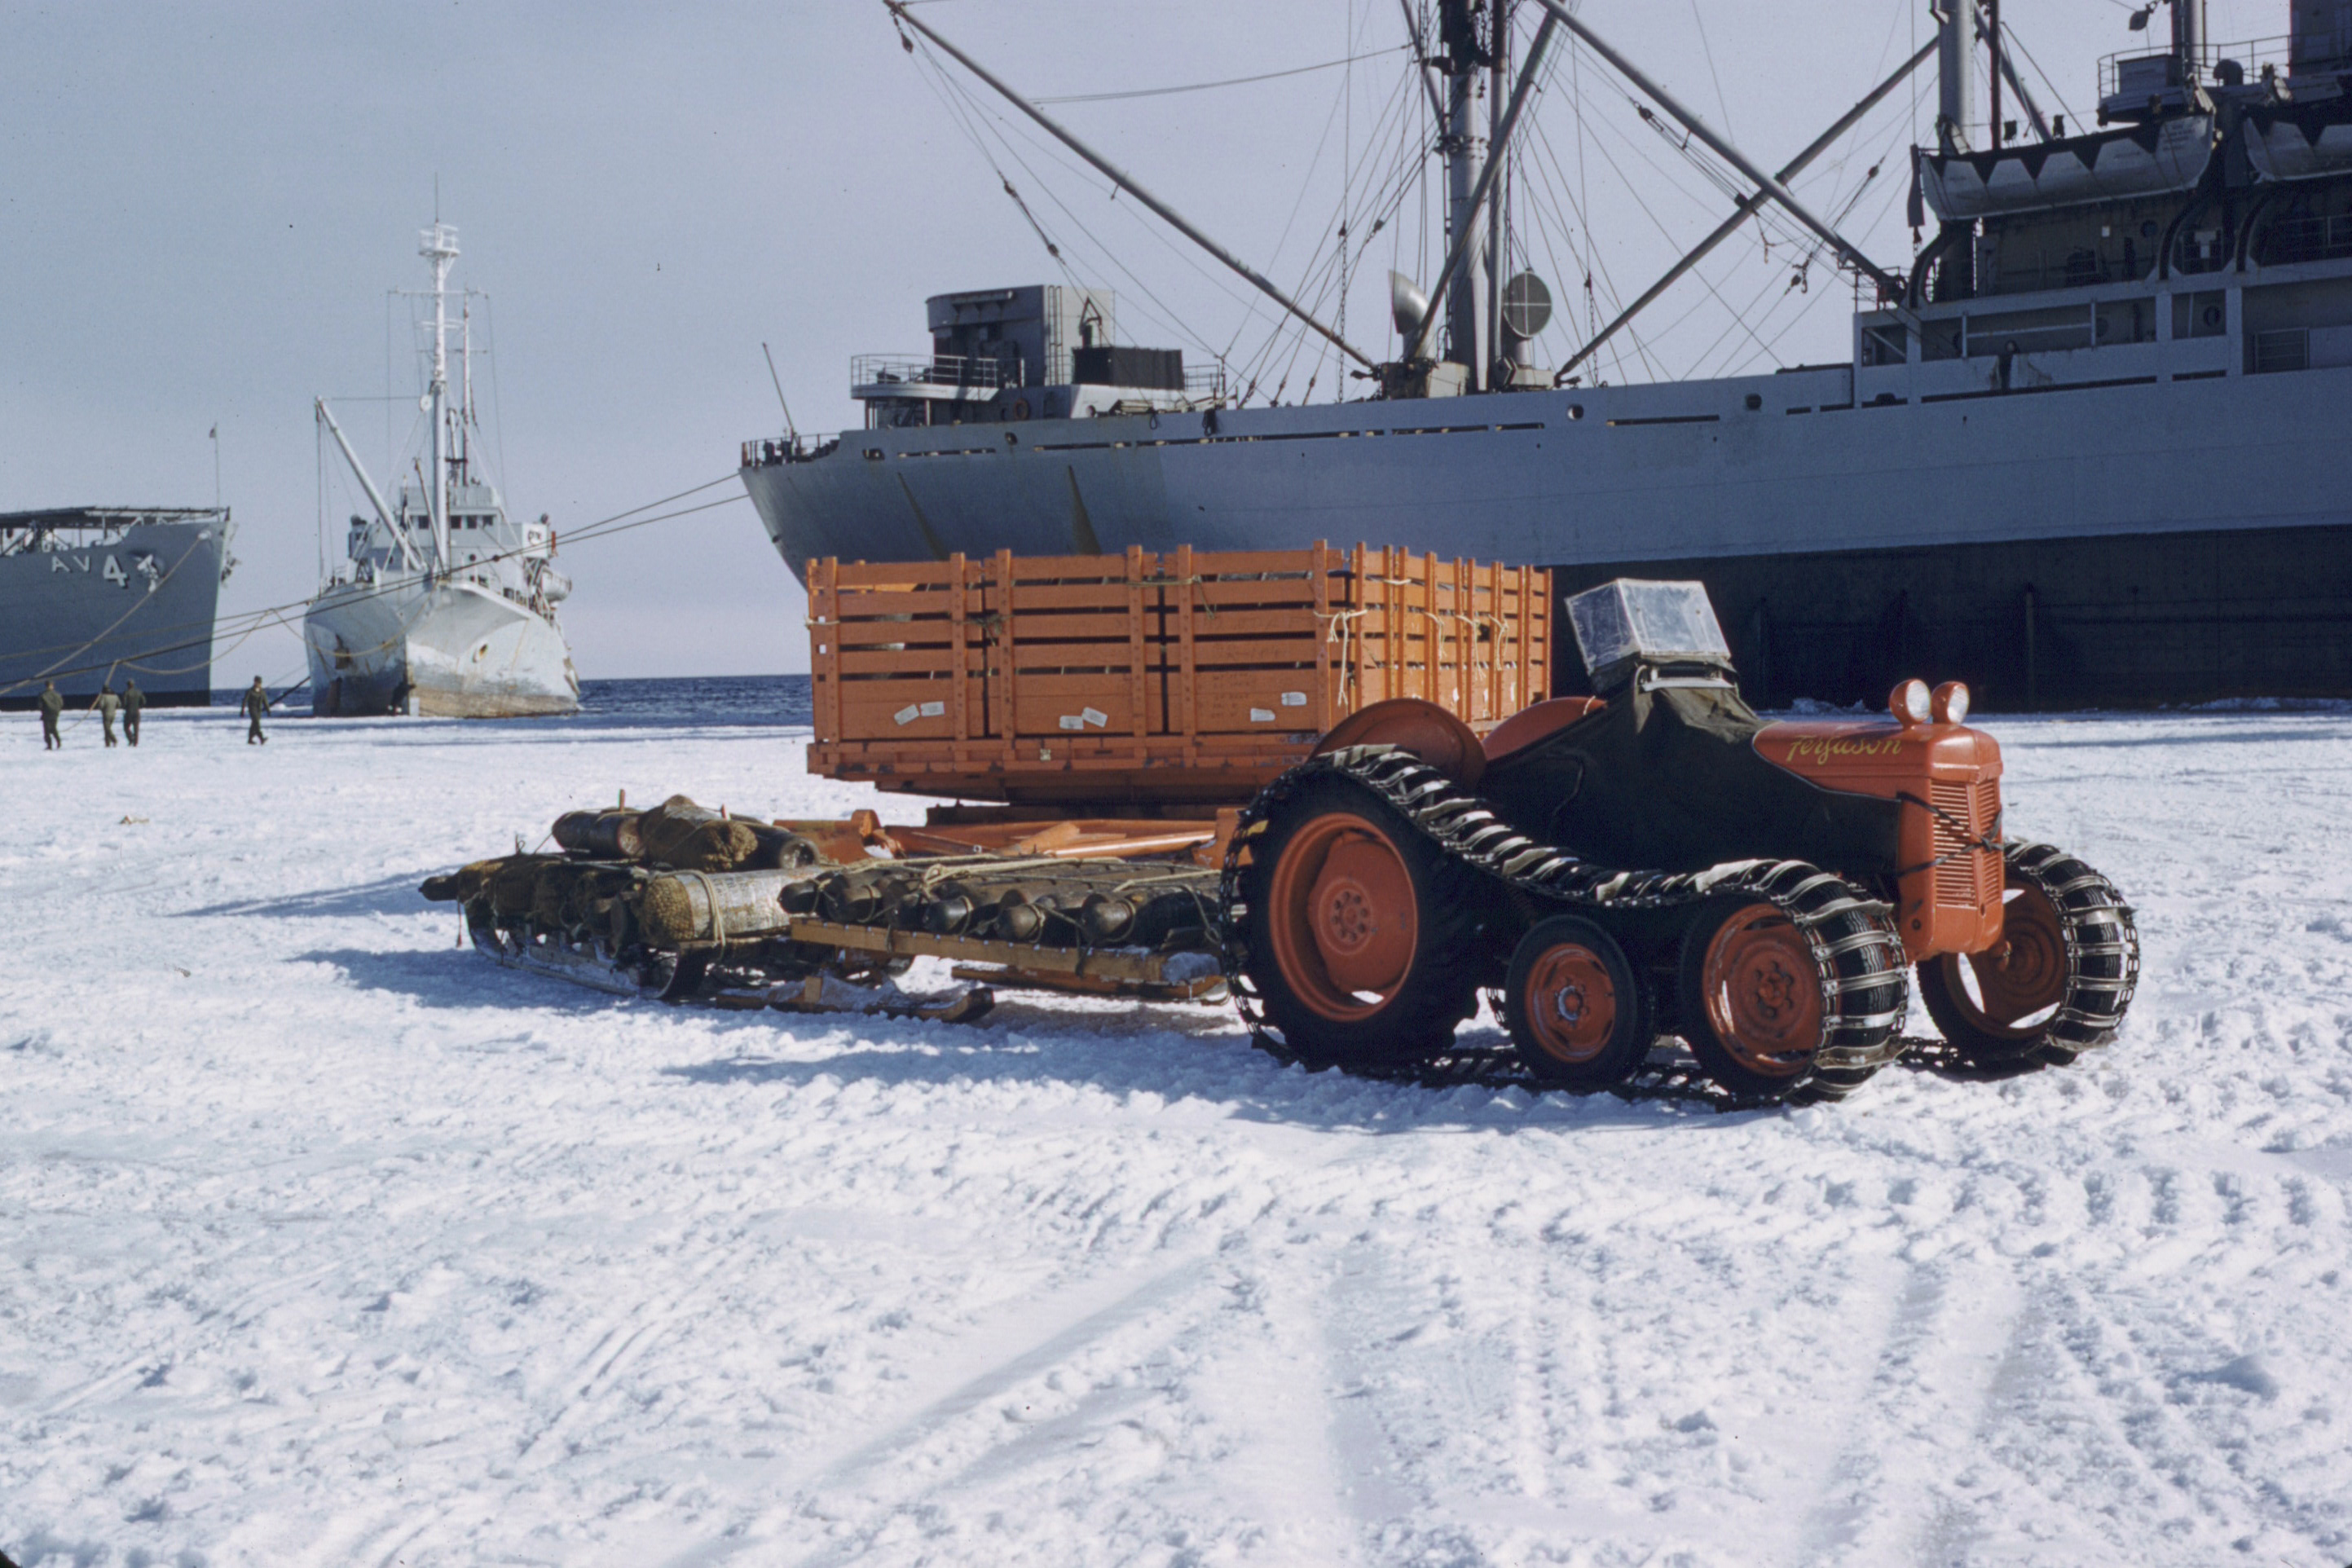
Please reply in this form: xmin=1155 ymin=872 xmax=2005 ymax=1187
xmin=1218 ymin=747 xmax=1914 ymax=1103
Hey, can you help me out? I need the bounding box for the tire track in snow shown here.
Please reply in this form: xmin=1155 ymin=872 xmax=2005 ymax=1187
xmin=661 ymin=1253 xmax=1215 ymax=1566
xmin=1790 ymin=1256 xmax=2024 ymax=1566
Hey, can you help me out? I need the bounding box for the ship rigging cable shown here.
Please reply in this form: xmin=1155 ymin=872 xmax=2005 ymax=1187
xmin=1033 ymin=43 xmax=1411 ymax=105
xmin=902 ymin=30 xmax=1231 ymax=376
xmin=1229 ymin=52 xmax=1423 ymax=400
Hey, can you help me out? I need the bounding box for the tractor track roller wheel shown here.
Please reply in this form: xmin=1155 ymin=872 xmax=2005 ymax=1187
xmin=1502 ymin=915 xmax=1652 ymax=1088
xmin=1918 ymin=841 xmax=2138 ymax=1067
xmin=1238 ymin=775 xmax=1488 ymax=1069
xmin=1680 ymin=900 xmax=1826 ymax=1099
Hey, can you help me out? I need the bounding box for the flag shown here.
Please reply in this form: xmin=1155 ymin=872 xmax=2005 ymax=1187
xmin=209 ymin=425 xmax=217 ymax=439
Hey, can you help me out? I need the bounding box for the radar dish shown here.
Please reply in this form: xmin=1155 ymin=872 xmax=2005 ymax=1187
xmin=1501 ymin=271 xmax=1553 ymax=340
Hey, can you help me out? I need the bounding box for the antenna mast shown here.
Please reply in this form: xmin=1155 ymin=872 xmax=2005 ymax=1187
xmin=460 ymin=296 xmax=474 ymax=480
xmin=421 ymin=220 xmax=459 ymax=570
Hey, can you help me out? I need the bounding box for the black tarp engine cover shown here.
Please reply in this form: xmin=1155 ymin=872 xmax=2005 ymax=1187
xmin=1478 ymin=682 xmax=1902 ymax=877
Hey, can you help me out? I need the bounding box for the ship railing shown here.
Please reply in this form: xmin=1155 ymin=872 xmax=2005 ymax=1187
xmin=2257 ymin=213 xmax=2352 ymax=267
xmin=1185 ymin=364 xmax=1229 ymax=402
xmin=742 ymin=434 xmax=844 ymax=469
xmin=850 ymin=353 xmax=1018 ymax=398
xmin=2099 ymin=35 xmax=2292 ymax=100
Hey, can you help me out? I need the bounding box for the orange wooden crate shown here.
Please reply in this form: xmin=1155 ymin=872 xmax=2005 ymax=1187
xmin=807 ymin=543 xmax=1550 ymax=805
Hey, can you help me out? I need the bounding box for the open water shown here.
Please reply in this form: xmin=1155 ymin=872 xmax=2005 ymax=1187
xmin=209 ymin=673 xmax=814 ymax=729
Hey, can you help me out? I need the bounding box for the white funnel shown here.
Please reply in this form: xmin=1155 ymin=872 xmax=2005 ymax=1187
xmin=1390 ymin=271 xmax=1432 ymax=341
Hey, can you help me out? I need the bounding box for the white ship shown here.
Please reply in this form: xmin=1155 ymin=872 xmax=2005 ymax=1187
xmin=306 ymin=222 xmax=578 ymax=718
xmin=745 ymin=0 xmax=2352 ymax=708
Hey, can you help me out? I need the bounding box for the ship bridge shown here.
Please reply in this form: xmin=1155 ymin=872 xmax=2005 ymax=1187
xmin=848 ymin=285 xmax=1224 ymax=430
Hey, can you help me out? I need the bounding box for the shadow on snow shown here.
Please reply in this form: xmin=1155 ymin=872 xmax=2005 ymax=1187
xmin=180 ymin=872 xmax=438 ymax=921
xmin=302 ymin=940 xmax=1760 ymax=1135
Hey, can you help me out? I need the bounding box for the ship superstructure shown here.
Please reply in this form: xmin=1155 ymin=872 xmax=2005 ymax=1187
xmin=0 ymin=507 xmax=235 ymax=709
xmin=306 ymin=222 xmax=578 ymax=718
xmin=745 ymin=0 xmax=2352 ymax=707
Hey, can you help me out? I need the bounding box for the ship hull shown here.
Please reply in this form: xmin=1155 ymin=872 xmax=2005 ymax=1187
xmin=304 ymin=577 xmax=579 ymax=719
xmin=0 ymin=522 xmax=229 ymax=709
xmin=744 ymin=360 xmax=2352 ymax=707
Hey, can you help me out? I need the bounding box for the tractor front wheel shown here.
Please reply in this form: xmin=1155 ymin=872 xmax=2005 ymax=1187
xmin=1918 ymin=842 xmax=2138 ymax=1066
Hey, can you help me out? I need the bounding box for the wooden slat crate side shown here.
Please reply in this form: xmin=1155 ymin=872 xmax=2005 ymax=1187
xmin=1156 ymin=606 xmax=1324 ymax=641
xmin=1124 ymin=544 xmax=1150 ymax=742
xmin=976 ymin=609 xmax=1146 ymax=645
xmin=811 ymin=557 xmax=844 ymax=745
xmin=1173 ymin=543 xmax=1200 ymax=751
xmin=835 ymin=685 xmax=987 ymax=744
xmin=1185 ymin=578 xmax=1326 ymax=612
xmin=948 ymin=553 xmax=973 ymax=743
xmin=833 ymin=646 xmax=989 ymax=677
xmin=1187 ymin=669 xmax=1334 ymax=734
xmin=1002 ymin=579 xmax=1170 ymax=613
xmin=824 ymin=619 xmax=963 ymax=652
xmin=808 ymin=547 xmax=1551 ymax=777
xmin=982 ymin=550 xmax=1015 ymax=768
xmin=1184 ymin=548 xmax=1339 ymax=575
xmin=826 ymin=565 xmax=967 ymax=597
xmin=998 ymin=548 xmax=1152 ymax=575
xmin=822 ymin=584 xmax=964 ymax=618
xmin=998 ymin=673 xmax=1146 ymax=739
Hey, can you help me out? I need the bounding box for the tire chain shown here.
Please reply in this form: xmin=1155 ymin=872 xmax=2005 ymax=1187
xmin=1218 ymin=746 xmax=1914 ymax=1106
xmin=2005 ymin=839 xmax=2139 ymax=1059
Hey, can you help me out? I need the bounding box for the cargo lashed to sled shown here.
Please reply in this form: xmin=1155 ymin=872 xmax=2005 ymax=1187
xmin=807 ymin=543 xmax=1549 ymax=804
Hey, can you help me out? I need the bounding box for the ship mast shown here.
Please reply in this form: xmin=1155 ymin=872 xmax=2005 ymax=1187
xmin=1440 ymin=0 xmax=1491 ymax=388
xmin=421 ymin=221 xmax=459 ymax=570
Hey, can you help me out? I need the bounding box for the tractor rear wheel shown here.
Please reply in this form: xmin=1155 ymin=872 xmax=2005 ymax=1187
xmin=1678 ymin=899 xmax=1827 ymax=1099
xmin=1502 ymin=915 xmax=1652 ymax=1087
xmin=1918 ymin=843 xmax=2138 ymax=1066
xmin=1238 ymin=776 xmax=1488 ymax=1069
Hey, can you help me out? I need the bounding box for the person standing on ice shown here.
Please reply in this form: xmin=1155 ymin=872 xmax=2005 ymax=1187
xmin=37 ymin=680 xmax=63 ymax=750
xmin=240 ymin=676 xmax=269 ymax=745
xmin=92 ymin=683 xmax=121 ymax=747
xmin=121 ymin=679 xmax=145 ymax=747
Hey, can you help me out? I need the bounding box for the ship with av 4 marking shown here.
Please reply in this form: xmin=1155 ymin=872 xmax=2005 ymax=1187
xmin=1 ymin=506 xmax=236 ymax=709
xmin=747 ymin=0 xmax=2352 ymax=707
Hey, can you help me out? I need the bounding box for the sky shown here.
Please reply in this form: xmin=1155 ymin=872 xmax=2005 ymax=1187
xmin=0 ymin=0 xmax=2280 ymax=680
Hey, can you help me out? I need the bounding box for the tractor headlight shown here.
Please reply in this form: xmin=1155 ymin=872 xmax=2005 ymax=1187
xmin=1890 ymin=678 xmax=1932 ymax=725
xmin=1932 ymin=680 xmax=1971 ymax=725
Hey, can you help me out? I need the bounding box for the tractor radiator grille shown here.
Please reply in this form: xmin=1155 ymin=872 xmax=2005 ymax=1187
xmin=1930 ymin=780 xmax=2002 ymax=910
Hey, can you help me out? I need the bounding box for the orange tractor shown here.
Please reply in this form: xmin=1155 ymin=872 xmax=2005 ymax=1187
xmin=429 ymin=557 xmax=2136 ymax=1107
xmin=1223 ymin=579 xmax=2138 ymax=1101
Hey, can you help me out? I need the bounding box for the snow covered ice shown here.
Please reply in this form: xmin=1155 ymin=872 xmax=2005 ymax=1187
xmin=4 ymin=705 xmax=2350 ymax=1566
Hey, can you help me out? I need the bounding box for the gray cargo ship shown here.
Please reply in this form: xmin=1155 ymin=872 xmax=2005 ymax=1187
xmin=745 ymin=0 xmax=2352 ymax=707
xmin=0 ymin=507 xmax=235 ymax=709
